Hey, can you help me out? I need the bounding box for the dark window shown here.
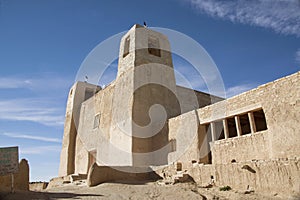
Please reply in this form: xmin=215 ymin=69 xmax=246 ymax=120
xmin=148 ymin=37 xmax=161 ymax=57
xmin=176 ymin=162 xmax=182 ymax=171
xmin=240 ymin=113 xmax=251 ymax=135
xmin=123 ymin=36 xmax=130 ymax=58
xmin=214 ymin=120 xmax=225 ymax=140
xmin=253 ymin=109 xmax=267 ymax=131
xmin=227 ymin=117 xmax=237 ymax=138
xmin=85 ymin=89 xmax=94 ymax=100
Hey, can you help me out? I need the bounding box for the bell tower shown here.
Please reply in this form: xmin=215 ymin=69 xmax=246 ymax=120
xmin=109 ymin=24 xmax=180 ymax=167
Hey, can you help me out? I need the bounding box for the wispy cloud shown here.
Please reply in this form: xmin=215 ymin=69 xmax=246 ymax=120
xmin=226 ymin=83 xmax=258 ymax=98
xmin=0 ymin=74 xmax=72 ymax=91
xmin=21 ymin=145 xmax=61 ymax=155
xmin=3 ymin=132 xmax=61 ymax=143
xmin=0 ymin=98 xmax=64 ymax=126
xmin=0 ymin=77 xmax=33 ymax=89
xmin=188 ymin=0 xmax=300 ymax=37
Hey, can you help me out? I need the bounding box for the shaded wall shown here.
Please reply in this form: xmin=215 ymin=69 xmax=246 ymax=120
xmin=0 ymin=159 xmax=29 ymax=192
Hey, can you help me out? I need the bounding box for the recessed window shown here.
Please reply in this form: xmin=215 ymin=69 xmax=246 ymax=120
xmin=227 ymin=117 xmax=237 ymax=138
xmin=253 ymin=109 xmax=267 ymax=131
xmin=176 ymin=162 xmax=182 ymax=171
xmin=123 ymin=36 xmax=130 ymax=58
xmin=148 ymin=37 xmax=161 ymax=57
xmin=240 ymin=113 xmax=251 ymax=135
xmin=93 ymin=113 xmax=100 ymax=129
xmin=85 ymin=89 xmax=94 ymax=100
xmin=214 ymin=120 xmax=225 ymax=140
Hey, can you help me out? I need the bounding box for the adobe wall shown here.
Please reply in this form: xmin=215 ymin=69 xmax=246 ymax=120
xmin=211 ymin=130 xmax=270 ymax=164
xmin=162 ymin=72 xmax=300 ymax=195
xmin=75 ymin=82 xmax=116 ymax=174
xmin=0 ymin=159 xmax=29 ymax=192
xmin=198 ymin=71 xmax=300 ymax=163
xmin=87 ymin=163 xmax=161 ymax=187
xmin=168 ymin=110 xmax=202 ymax=167
xmin=176 ymin=86 xmax=223 ymax=113
xmin=29 ymin=182 xmax=48 ymax=191
xmin=158 ymin=158 xmax=299 ymax=195
xmin=59 ymin=82 xmax=101 ymax=177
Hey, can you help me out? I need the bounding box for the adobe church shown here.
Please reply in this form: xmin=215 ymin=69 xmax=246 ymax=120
xmin=56 ymin=24 xmax=299 ymax=196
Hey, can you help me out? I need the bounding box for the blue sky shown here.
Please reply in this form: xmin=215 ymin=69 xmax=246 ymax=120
xmin=0 ymin=0 xmax=299 ymax=181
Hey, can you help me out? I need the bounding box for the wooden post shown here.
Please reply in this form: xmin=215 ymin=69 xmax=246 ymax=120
xmin=223 ymin=119 xmax=229 ymax=139
xmin=11 ymin=173 xmax=15 ymax=193
xmin=211 ymin=123 xmax=216 ymax=142
xmin=235 ymin=116 xmax=242 ymax=137
xmin=248 ymin=112 xmax=257 ymax=134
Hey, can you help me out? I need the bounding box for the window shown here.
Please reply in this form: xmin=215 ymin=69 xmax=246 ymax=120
xmin=148 ymin=37 xmax=161 ymax=57
xmin=227 ymin=117 xmax=237 ymax=138
xmin=176 ymin=162 xmax=182 ymax=171
xmin=253 ymin=109 xmax=267 ymax=131
xmin=214 ymin=120 xmax=225 ymax=140
xmin=123 ymin=36 xmax=130 ymax=57
xmin=240 ymin=113 xmax=251 ymax=135
xmin=93 ymin=114 xmax=100 ymax=129
xmin=85 ymin=89 xmax=94 ymax=100
xmin=202 ymin=108 xmax=267 ymax=142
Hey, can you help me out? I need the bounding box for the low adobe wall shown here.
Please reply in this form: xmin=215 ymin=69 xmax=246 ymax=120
xmin=29 ymin=182 xmax=48 ymax=191
xmin=0 ymin=159 xmax=29 ymax=192
xmin=158 ymin=158 xmax=300 ymax=196
xmin=211 ymin=130 xmax=270 ymax=164
xmin=87 ymin=163 xmax=161 ymax=186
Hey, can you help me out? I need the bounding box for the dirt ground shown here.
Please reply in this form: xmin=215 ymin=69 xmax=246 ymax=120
xmin=0 ymin=180 xmax=298 ymax=200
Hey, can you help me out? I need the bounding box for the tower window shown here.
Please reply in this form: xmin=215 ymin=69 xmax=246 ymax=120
xmin=123 ymin=36 xmax=130 ymax=58
xmin=93 ymin=113 xmax=100 ymax=129
xmin=85 ymin=89 xmax=94 ymax=100
xmin=148 ymin=37 xmax=161 ymax=57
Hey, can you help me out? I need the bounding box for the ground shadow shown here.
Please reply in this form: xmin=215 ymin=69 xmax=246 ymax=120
xmin=0 ymin=191 xmax=103 ymax=200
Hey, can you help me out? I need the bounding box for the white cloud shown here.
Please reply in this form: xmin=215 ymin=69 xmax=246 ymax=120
xmin=20 ymin=145 xmax=61 ymax=155
xmin=188 ymin=0 xmax=300 ymax=37
xmin=2 ymin=132 xmax=61 ymax=143
xmin=0 ymin=75 xmax=72 ymax=91
xmin=226 ymin=83 xmax=258 ymax=98
xmin=0 ymin=77 xmax=33 ymax=89
xmin=296 ymin=49 xmax=300 ymax=64
xmin=0 ymin=98 xmax=65 ymax=126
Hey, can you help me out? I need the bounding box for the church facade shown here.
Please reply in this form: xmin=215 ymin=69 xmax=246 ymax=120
xmin=57 ymin=24 xmax=299 ymax=196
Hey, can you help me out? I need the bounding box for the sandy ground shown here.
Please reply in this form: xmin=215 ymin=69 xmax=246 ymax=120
xmin=0 ymin=180 xmax=298 ymax=200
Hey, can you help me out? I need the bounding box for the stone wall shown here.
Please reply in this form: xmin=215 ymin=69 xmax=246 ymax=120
xmin=198 ymin=71 xmax=300 ymax=163
xmin=162 ymin=72 xmax=300 ymax=196
xmin=29 ymin=182 xmax=48 ymax=191
xmin=167 ymin=72 xmax=299 ymax=167
xmin=158 ymin=158 xmax=299 ymax=196
xmin=0 ymin=159 xmax=29 ymax=192
xmin=211 ymin=130 xmax=270 ymax=164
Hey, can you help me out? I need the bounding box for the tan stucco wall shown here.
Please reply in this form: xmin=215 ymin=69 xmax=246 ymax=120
xmin=198 ymin=71 xmax=300 ymax=163
xmin=59 ymin=82 xmax=101 ymax=176
xmin=159 ymin=158 xmax=299 ymax=195
xmin=168 ymin=72 xmax=299 ymax=166
xmin=211 ymin=130 xmax=270 ymax=164
xmin=0 ymin=159 xmax=29 ymax=192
